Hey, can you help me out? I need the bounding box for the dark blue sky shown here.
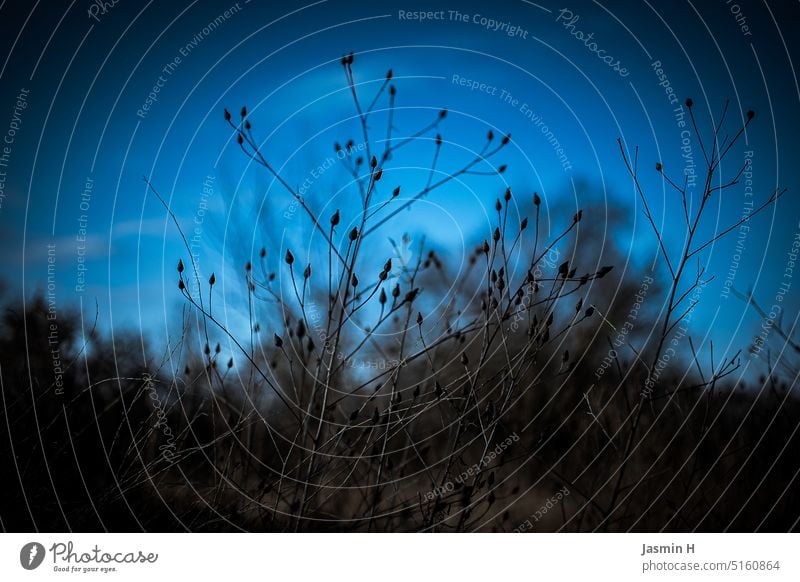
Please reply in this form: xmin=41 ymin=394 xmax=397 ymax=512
xmin=0 ymin=0 xmax=797 ymax=370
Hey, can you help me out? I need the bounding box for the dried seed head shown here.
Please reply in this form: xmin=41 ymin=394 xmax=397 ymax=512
xmin=307 ymin=337 xmax=315 ymax=352
xmin=245 ymin=261 xmax=252 ymax=272
xmin=504 ymin=187 xmax=512 ymax=202
xmin=390 ymin=85 xmax=396 ymax=96
xmin=240 ymin=105 xmax=247 ymax=118
xmin=386 ymin=69 xmax=393 ymax=80
xmin=436 ymin=133 xmax=442 ymax=146
xmin=374 ymin=168 xmax=383 ymax=181
xmin=215 ymin=342 xmax=221 ymax=353
xmin=178 ymin=279 xmax=185 ymax=290
xmin=416 ymin=312 xmax=423 ymax=326
xmin=223 ymin=108 xmax=231 ymax=121
xmin=392 ymin=186 xmax=400 ymax=197
xmin=392 ymin=284 xmax=400 ymax=298
xmin=351 ymin=273 xmax=359 ymax=287
xmin=260 ymin=247 xmax=266 ymax=258
xmin=245 ymin=120 xmax=251 ymax=130
xmin=285 ymin=249 xmax=294 ymax=265
xmin=297 ymin=319 xmax=306 ymax=338
xmin=404 ymin=288 xmax=420 ymax=303
xmin=237 ymin=133 xmax=243 ymax=145
xmin=379 ymin=288 xmax=387 ymax=304
xmin=533 ymin=192 xmax=541 ymax=206
xmin=685 ymin=97 xmax=693 ymax=108
xmin=204 ymin=343 xmax=211 ymax=355
xmin=209 ymin=272 xmax=216 ymax=286
xmin=227 ymin=357 xmax=233 ymax=369
xmin=274 ymin=333 xmax=283 ymax=348
xmin=370 ymin=155 xmax=377 ymax=168
xmin=596 ymin=265 xmax=614 ymax=278
xmin=746 ymin=109 xmax=755 ymax=120
xmin=331 ymin=209 xmax=340 ymax=226
xmin=493 ymin=227 xmax=501 ymax=242
xmin=304 ymin=264 xmax=311 ymax=279
xmin=498 ymin=164 xmax=507 ymax=174
xmin=520 ymin=217 xmax=528 ymax=231
xmin=655 ymin=162 xmax=663 ymax=172
xmin=495 ymin=199 xmax=502 ymax=212
xmin=482 ymin=240 xmax=490 ymax=254
xmin=502 ymin=133 xmax=511 ymax=145
xmin=383 ymin=258 xmax=392 ymax=272
xmin=487 ymin=129 xmax=494 ymax=141
xmin=177 ymin=259 xmax=184 ymax=273
xmin=439 ymin=109 xmax=448 ymax=119
xmin=349 ymin=227 xmax=358 ymax=241
xmin=574 ymin=209 xmax=583 ymax=222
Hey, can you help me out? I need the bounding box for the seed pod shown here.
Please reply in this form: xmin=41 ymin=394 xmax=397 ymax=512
xmin=209 ymin=272 xmax=216 ymax=286
xmin=533 ymin=192 xmax=541 ymax=206
xmin=416 ymin=312 xmax=423 ymax=326
xmin=498 ymin=165 xmax=507 ymax=174
xmin=392 ymin=284 xmax=400 ymax=298
xmin=204 ymin=343 xmax=211 ymax=355
xmin=655 ymin=162 xmax=663 ymax=172
xmin=237 ymin=133 xmax=243 ymax=145
xmin=390 ymin=85 xmax=396 ymax=96
xmin=502 ymin=134 xmax=511 ymax=145
xmin=374 ymin=168 xmax=383 ymax=181
xmin=240 ymin=105 xmax=247 ymax=118
xmin=245 ymin=261 xmax=252 ymax=272
xmin=439 ymin=109 xmax=447 ymax=119
xmin=558 ymin=261 xmax=569 ymax=276
xmin=685 ymin=98 xmax=693 ymax=108
xmin=504 ymin=187 xmax=511 ymax=202
xmin=177 ymin=259 xmax=184 ymax=273
xmin=331 ymin=209 xmax=340 ymax=226
xmin=746 ymin=109 xmax=755 ymax=120
xmin=574 ymin=209 xmax=583 ymax=222
xmin=351 ymin=273 xmax=359 ymax=287
xmin=493 ymin=227 xmax=501 ymax=242
xmin=178 ymin=279 xmax=185 ymax=290
xmin=596 ymin=265 xmax=614 ymax=278
xmin=223 ymin=108 xmax=231 ymax=121
xmin=585 ymin=306 xmax=595 ymax=317
xmin=379 ymin=288 xmax=387 ymax=304
xmin=482 ymin=240 xmax=490 ymax=254
xmin=227 ymin=357 xmax=233 ymax=369
xmin=370 ymin=155 xmax=377 ymax=169
xmin=260 ymin=247 xmax=266 ymax=258
xmin=386 ymin=69 xmax=393 ymax=80
xmin=520 ymin=217 xmax=528 ymax=231
xmin=274 ymin=333 xmax=283 ymax=348
xmin=392 ymin=186 xmax=400 ymax=197
xmin=285 ymin=249 xmax=294 ymax=265
xmin=436 ymin=133 xmax=442 ymax=146
xmin=487 ymin=129 xmax=494 ymax=141
xmin=495 ymin=199 xmax=502 ymax=212
xmin=349 ymin=227 xmax=358 ymax=241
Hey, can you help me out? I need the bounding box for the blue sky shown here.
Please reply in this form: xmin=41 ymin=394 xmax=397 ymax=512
xmin=0 ymin=0 xmax=797 ymax=371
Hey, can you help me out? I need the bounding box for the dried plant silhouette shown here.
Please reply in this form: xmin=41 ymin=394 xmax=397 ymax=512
xmin=2 ymin=59 xmax=798 ymax=533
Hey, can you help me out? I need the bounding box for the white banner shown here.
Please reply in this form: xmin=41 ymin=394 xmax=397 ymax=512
xmin=1 ymin=533 xmax=797 ymax=581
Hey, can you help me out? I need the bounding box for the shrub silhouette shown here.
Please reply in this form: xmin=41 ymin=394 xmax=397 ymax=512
xmin=2 ymin=59 xmax=798 ymax=533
